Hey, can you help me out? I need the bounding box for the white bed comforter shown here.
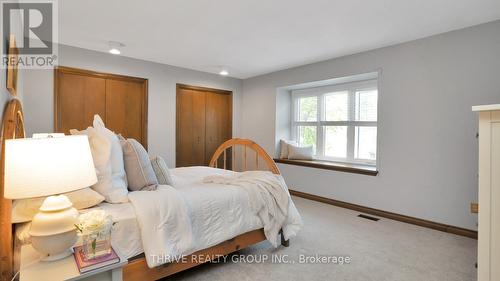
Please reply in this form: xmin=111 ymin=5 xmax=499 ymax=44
xmin=128 ymin=185 xmax=194 ymax=267
xmin=203 ymin=170 xmax=291 ymax=247
xmin=128 ymin=166 xmax=302 ymax=268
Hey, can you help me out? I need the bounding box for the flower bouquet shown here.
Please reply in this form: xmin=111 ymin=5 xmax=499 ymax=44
xmin=75 ymin=210 xmax=113 ymax=260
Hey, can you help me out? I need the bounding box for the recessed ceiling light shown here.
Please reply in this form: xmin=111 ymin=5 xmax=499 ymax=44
xmin=108 ymin=41 xmax=125 ymax=55
xmin=219 ymin=69 xmax=229 ymax=76
xmin=109 ymin=48 xmax=121 ymax=55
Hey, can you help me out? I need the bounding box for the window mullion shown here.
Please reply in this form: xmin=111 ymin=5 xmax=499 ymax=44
xmin=291 ymin=96 xmax=297 ymax=141
xmin=346 ymin=91 xmax=355 ymax=161
xmin=317 ymin=94 xmax=324 ymax=157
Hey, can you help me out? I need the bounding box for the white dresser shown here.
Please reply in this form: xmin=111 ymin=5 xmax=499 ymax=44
xmin=473 ymin=104 xmax=500 ymax=281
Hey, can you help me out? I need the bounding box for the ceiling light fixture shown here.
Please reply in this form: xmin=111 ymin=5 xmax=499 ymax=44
xmin=219 ymin=69 xmax=229 ymax=76
xmin=108 ymin=41 xmax=125 ymax=55
xmin=109 ymin=48 xmax=120 ymax=55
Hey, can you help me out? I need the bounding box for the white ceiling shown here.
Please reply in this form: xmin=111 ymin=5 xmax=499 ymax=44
xmin=59 ymin=0 xmax=500 ymax=79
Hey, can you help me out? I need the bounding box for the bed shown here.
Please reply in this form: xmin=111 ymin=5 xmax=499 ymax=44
xmin=0 ymin=100 xmax=300 ymax=281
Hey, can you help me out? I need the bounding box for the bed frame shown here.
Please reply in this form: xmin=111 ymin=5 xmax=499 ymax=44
xmin=0 ymin=99 xmax=25 ymax=281
xmin=0 ymin=100 xmax=288 ymax=281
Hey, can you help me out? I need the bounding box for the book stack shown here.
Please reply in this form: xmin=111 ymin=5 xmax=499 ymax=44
xmin=73 ymin=245 xmax=120 ymax=273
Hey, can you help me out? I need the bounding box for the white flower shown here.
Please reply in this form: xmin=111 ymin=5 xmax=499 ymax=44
xmin=76 ymin=210 xmax=112 ymax=233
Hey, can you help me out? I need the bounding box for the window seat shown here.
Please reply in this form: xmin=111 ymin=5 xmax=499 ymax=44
xmin=273 ymin=158 xmax=378 ymax=176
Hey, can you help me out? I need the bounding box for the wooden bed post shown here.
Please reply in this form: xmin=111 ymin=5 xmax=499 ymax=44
xmin=280 ymin=229 xmax=290 ymax=247
xmin=0 ymin=99 xmax=25 ymax=281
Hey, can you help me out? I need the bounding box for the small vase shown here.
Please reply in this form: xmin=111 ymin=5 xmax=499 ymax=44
xmin=81 ymin=223 xmax=112 ymax=260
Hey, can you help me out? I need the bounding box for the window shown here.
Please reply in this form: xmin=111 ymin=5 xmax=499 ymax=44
xmin=292 ymin=80 xmax=378 ymax=165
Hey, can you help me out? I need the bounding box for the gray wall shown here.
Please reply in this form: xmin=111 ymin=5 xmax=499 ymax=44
xmin=241 ymin=20 xmax=500 ymax=230
xmin=23 ymin=44 xmax=242 ymax=168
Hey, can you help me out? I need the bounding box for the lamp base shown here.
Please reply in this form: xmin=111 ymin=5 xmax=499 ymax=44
xmin=31 ymin=230 xmax=78 ymax=262
xmin=40 ymin=248 xmax=74 ymax=261
xmin=29 ymin=195 xmax=79 ymax=262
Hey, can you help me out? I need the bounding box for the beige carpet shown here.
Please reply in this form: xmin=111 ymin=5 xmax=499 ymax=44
xmin=165 ymin=196 xmax=477 ymax=281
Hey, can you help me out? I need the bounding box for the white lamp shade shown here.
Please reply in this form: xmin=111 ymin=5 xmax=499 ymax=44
xmin=4 ymin=135 xmax=98 ymax=199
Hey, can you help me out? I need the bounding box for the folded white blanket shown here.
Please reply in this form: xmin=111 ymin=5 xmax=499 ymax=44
xmin=203 ymin=171 xmax=291 ymax=247
xmin=128 ymin=185 xmax=194 ymax=267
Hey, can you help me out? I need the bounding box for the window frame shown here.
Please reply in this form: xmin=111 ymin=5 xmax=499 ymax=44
xmin=291 ymin=79 xmax=378 ymax=166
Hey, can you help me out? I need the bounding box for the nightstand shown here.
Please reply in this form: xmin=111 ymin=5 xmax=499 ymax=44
xmin=19 ymin=244 xmax=127 ymax=281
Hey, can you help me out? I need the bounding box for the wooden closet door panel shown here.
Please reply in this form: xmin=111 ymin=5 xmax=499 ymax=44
xmin=205 ymin=91 xmax=232 ymax=165
xmin=56 ymin=72 xmax=105 ymax=133
xmin=176 ymin=89 xmax=206 ymax=167
xmin=105 ymin=79 xmax=146 ymax=146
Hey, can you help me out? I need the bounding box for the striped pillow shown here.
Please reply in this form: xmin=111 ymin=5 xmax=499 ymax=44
xmin=150 ymin=156 xmax=174 ymax=186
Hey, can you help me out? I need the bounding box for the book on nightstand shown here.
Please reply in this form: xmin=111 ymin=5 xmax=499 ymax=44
xmin=73 ymin=245 xmax=120 ymax=273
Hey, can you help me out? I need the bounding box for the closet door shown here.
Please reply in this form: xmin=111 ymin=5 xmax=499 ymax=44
xmin=106 ymin=79 xmax=147 ymax=147
xmin=55 ymin=72 xmax=105 ymax=134
xmin=176 ymin=87 xmax=206 ymax=167
xmin=55 ymin=66 xmax=148 ymax=147
xmin=205 ymin=91 xmax=232 ymax=165
xmin=176 ymin=84 xmax=232 ymax=167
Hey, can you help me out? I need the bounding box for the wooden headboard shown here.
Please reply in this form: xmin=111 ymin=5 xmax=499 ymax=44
xmin=209 ymin=138 xmax=280 ymax=175
xmin=0 ymin=99 xmax=25 ymax=281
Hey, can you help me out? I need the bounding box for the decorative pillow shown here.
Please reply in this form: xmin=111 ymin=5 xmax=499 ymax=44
xmin=288 ymin=144 xmax=314 ymax=160
xmin=150 ymin=156 xmax=174 ymax=186
xmin=70 ymin=127 xmax=128 ymax=203
xmin=120 ymin=138 xmax=158 ymax=191
xmin=279 ymin=139 xmax=298 ymax=159
xmin=12 ymin=188 xmax=104 ymax=223
xmin=93 ymin=115 xmax=128 ymax=194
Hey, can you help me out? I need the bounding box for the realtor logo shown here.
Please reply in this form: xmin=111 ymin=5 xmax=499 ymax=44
xmin=1 ymin=0 xmax=58 ymax=68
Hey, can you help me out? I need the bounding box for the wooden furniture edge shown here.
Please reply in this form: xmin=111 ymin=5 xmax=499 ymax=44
xmin=123 ymin=229 xmax=266 ymax=281
xmin=55 ymin=66 xmax=148 ymax=83
xmin=141 ymin=80 xmax=149 ymax=150
xmin=290 ymin=189 xmax=478 ymax=239
xmin=274 ymin=158 xmax=378 ymax=176
xmin=6 ymin=35 xmax=19 ymax=96
xmin=176 ymin=83 xmax=232 ymax=95
xmin=0 ymin=99 xmax=25 ymax=281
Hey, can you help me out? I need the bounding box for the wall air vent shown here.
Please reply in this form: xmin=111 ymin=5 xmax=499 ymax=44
xmin=358 ymin=214 xmax=380 ymax=221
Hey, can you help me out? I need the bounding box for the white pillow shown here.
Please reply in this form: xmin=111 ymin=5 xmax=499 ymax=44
xmin=93 ymin=115 xmax=128 ymax=194
xmin=70 ymin=127 xmax=128 ymax=203
xmin=150 ymin=155 xmax=174 ymax=186
xmin=288 ymin=144 xmax=314 ymax=160
xmin=12 ymin=188 xmax=104 ymax=223
xmin=279 ymin=139 xmax=298 ymax=159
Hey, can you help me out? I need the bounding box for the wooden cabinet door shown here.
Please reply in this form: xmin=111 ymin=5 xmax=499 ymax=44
xmin=205 ymin=91 xmax=232 ymax=165
xmin=478 ymin=110 xmax=500 ymax=281
xmin=176 ymin=88 xmax=206 ymax=167
xmin=55 ymin=72 xmax=105 ymax=134
xmin=55 ymin=67 xmax=148 ymax=148
xmin=105 ymin=79 xmax=147 ymax=147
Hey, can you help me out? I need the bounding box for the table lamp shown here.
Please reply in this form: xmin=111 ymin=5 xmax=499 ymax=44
xmin=4 ymin=135 xmax=97 ymax=261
